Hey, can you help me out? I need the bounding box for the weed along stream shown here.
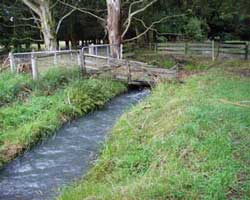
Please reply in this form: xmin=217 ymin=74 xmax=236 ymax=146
xmin=0 ymin=89 xmax=149 ymax=200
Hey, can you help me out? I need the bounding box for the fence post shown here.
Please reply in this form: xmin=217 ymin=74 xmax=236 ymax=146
xmin=9 ymin=52 xmax=16 ymax=73
xmin=245 ymin=42 xmax=249 ymax=60
xmin=212 ymin=40 xmax=215 ymax=61
xmin=217 ymin=42 xmax=220 ymax=59
xmin=77 ymin=51 xmax=81 ymax=66
xmin=184 ymin=42 xmax=189 ymax=55
xmin=95 ymin=46 xmax=98 ymax=55
xmin=127 ymin=60 xmax=131 ymax=83
xmin=106 ymin=45 xmax=109 ymax=57
xmin=31 ymin=52 xmax=38 ymax=80
xmin=82 ymin=50 xmax=86 ymax=75
xmin=78 ymin=50 xmax=86 ymax=76
xmin=89 ymin=43 xmax=94 ymax=55
xmin=54 ymin=51 xmax=57 ymax=65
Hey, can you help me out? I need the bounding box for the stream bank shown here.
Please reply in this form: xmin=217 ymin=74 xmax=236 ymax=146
xmin=0 ymin=89 xmax=149 ymax=200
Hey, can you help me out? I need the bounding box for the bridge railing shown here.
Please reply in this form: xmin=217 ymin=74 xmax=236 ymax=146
xmin=82 ymin=44 xmax=123 ymax=59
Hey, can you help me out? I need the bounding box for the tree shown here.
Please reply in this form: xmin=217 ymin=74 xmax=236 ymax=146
xmin=184 ymin=17 xmax=207 ymax=41
xmin=60 ymin=0 xmax=159 ymax=57
xmin=106 ymin=0 xmax=121 ymax=58
xmin=21 ymin=0 xmax=76 ymax=50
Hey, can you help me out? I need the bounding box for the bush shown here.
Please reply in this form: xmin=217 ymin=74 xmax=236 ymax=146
xmin=184 ymin=17 xmax=208 ymax=41
xmin=0 ymin=68 xmax=79 ymax=106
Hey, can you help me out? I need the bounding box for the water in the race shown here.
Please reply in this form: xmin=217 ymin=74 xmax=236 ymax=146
xmin=0 ymin=89 xmax=149 ymax=200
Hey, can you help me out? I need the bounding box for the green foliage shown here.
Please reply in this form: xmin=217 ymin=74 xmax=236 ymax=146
xmin=0 ymin=71 xmax=32 ymax=106
xmin=131 ymin=50 xmax=177 ymax=69
xmin=184 ymin=17 xmax=207 ymax=41
xmin=0 ymin=68 xmax=79 ymax=106
xmin=60 ymin=65 xmax=250 ymax=199
xmin=0 ymin=69 xmax=127 ymax=168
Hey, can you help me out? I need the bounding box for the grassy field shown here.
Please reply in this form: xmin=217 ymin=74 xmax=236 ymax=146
xmin=60 ymin=61 xmax=250 ymax=199
xmin=0 ymin=69 xmax=127 ymax=168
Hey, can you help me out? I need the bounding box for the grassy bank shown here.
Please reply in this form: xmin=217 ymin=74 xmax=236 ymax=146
xmin=0 ymin=70 xmax=127 ymax=168
xmin=0 ymin=68 xmax=80 ymax=106
xmin=60 ymin=65 xmax=250 ymax=199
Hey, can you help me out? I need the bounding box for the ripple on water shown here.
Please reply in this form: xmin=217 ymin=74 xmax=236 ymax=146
xmin=0 ymin=89 xmax=150 ymax=200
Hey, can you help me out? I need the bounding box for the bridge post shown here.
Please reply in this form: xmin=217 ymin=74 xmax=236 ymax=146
xmin=106 ymin=45 xmax=110 ymax=57
xmin=127 ymin=60 xmax=131 ymax=83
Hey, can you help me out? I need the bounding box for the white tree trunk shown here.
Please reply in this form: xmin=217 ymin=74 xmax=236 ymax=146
xmin=22 ymin=0 xmax=57 ymax=51
xmin=40 ymin=2 xmax=57 ymax=51
xmin=106 ymin=0 xmax=121 ymax=58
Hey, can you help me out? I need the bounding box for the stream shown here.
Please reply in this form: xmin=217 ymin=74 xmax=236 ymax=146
xmin=0 ymin=89 xmax=149 ymax=200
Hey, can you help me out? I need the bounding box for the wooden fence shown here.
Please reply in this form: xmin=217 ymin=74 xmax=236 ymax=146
xmin=9 ymin=50 xmax=85 ymax=80
xmin=8 ymin=44 xmax=123 ymax=80
xmin=156 ymin=41 xmax=250 ymax=60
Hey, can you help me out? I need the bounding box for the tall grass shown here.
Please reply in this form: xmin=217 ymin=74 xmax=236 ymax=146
xmin=0 ymin=70 xmax=127 ymax=168
xmin=0 ymin=68 xmax=79 ymax=106
xmin=60 ymin=67 xmax=250 ymax=200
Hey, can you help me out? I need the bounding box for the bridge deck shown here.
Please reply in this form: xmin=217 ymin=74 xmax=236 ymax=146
xmin=84 ymin=55 xmax=177 ymax=86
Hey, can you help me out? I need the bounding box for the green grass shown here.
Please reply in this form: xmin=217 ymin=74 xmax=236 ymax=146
xmin=60 ymin=66 xmax=250 ymax=199
xmin=0 ymin=70 xmax=127 ymax=168
xmin=0 ymin=68 xmax=80 ymax=106
xmin=131 ymin=50 xmax=177 ymax=69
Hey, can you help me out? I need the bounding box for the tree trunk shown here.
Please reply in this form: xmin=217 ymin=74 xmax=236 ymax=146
xmin=106 ymin=0 xmax=121 ymax=58
xmin=22 ymin=0 xmax=57 ymax=51
xmin=40 ymin=2 xmax=57 ymax=51
xmin=37 ymin=42 xmax=41 ymax=50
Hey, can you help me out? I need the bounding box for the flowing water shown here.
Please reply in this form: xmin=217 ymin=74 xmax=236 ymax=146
xmin=0 ymin=89 xmax=149 ymax=200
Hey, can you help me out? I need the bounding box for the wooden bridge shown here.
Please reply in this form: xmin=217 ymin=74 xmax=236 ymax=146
xmin=82 ymin=54 xmax=177 ymax=86
xmin=9 ymin=45 xmax=177 ymax=86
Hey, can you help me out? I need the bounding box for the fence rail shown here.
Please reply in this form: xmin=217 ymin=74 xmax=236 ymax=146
xmin=155 ymin=41 xmax=249 ymax=60
xmin=8 ymin=44 xmax=123 ymax=80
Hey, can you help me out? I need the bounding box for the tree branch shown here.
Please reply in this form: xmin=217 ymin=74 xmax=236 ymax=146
xmin=20 ymin=17 xmax=41 ymax=22
xmin=58 ymin=0 xmax=105 ymax=22
xmin=22 ymin=0 xmax=41 ymax=16
xmin=11 ymin=37 xmax=43 ymax=42
xmin=122 ymin=0 xmax=158 ymax=39
xmin=56 ymin=8 xmax=76 ymax=33
xmin=123 ymin=0 xmax=143 ymax=27
xmin=124 ymin=14 xmax=185 ymax=42
xmin=0 ymin=22 xmax=39 ymax=29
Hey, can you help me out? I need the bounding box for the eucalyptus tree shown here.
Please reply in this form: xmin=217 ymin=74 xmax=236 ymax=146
xmin=60 ymin=0 xmax=161 ymax=57
xmin=21 ymin=0 xmax=77 ymax=50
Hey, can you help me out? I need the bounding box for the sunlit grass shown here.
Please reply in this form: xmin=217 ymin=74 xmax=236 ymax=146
xmin=60 ymin=66 xmax=250 ymax=199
